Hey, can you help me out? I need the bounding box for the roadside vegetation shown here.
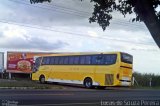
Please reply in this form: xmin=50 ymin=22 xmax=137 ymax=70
xmin=0 ymin=79 xmax=63 ymax=89
xmin=0 ymin=72 xmax=160 ymax=89
xmin=133 ymin=72 xmax=160 ymax=89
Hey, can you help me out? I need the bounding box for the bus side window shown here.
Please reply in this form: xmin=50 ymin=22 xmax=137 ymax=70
xmin=41 ymin=57 xmax=46 ymax=65
xmin=54 ymin=57 xmax=59 ymax=64
xmin=104 ymin=54 xmax=117 ymax=65
xmin=85 ymin=56 xmax=91 ymax=64
xmin=59 ymin=57 xmax=64 ymax=64
xmin=91 ymin=55 xmax=96 ymax=64
xmin=69 ymin=56 xmax=74 ymax=64
xmin=91 ymin=55 xmax=103 ymax=64
xmin=45 ymin=57 xmax=50 ymax=65
xmin=80 ymin=56 xmax=85 ymax=64
xmin=111 ymin=55 xmax=117 ymax=63
xmin=64 ymin=56 xmax=69 ymax=64
xmin=104 ymin=55 xmax=110 ymax=65
xmin=50 ymin=57 xmax=55 ymax=65
xmin=74 ymin=56 xmax=79 ymax=64
xmin=42 ymin=57 xmax=49 ymax=65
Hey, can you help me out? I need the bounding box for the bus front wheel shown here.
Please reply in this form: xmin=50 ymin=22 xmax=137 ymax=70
xmin=39 ymin=75 xmax=46 ymax=84
xmin=84 ymin=78 xmax=93 ymax=89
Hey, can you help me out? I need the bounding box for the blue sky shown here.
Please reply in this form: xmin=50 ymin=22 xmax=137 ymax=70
xmin=0 ymin=0 xmax=160 ymax=74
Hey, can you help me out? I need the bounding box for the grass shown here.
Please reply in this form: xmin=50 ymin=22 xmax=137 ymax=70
xmin=1 ymin=79 xmax=160 ymax=90
xmin=0 ymin=79 xmax=64 ymax=89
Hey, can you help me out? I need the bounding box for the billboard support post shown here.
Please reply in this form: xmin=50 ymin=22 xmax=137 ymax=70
xmin=1 ymin=73 xmax=3 ymax=79
xmin=30 ymin=73 xmax=32 ymax=79
xmin=9 ymin=72 xmax=12 ymax=79
xmin=0 ymin=52 xmax=4 ymax=74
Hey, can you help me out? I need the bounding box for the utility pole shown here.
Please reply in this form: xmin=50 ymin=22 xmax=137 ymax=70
xmin=132 ymin=77 xmax=135 ymax=86
xmin=132 ymin=76 xmax=139 ymax=86
xmin=149 ymin=78 xmax=152 ymax=87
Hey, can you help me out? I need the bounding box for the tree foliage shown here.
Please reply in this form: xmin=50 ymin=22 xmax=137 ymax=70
xmin=30 ymin=0 xmax=51 ymax=4
xmin=30 ymin=0 xmax=160 ymax=30
xmin=133 ymin=72 xmax=160 ymax=87
xmin=30 ymin=0 xmax=160 ymax=48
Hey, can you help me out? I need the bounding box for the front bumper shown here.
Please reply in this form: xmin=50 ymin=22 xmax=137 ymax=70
xmin=121 ymin=81 xmax=131 ymax=86
xmin=120 ymin=77 xmax=131 ymax=86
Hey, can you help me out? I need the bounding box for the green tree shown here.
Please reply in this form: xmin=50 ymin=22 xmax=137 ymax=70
xmin=133 ymin=72 xmax=160 ymax=87
xmin=30 ymin=0 xmax=160 ymax=48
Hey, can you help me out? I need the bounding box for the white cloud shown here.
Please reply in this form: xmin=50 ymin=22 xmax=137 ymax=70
xmin=3 ymin=25 xmax=27 ymax=39
xmin=129 ymin=50 xmax=160 ymax=74
xmin=0 ymin=0 xmax=159 ymax=74
xmin=87 ymin=31 xmax=99 ymax=37
xmin=0 ymin=24 xmax=68 ymax=51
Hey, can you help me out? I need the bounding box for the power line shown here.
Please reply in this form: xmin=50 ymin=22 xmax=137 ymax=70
xmin=11 ymin=0 xmax=90 ymax=15
xmin=8 ymin=0 xmax=88 ymax=18
xmin=48 ymin=1 xmax=146 ymax=28
xmin=0 ymin=19 xmax=154 ymax=46
xmin=8 ymin=0 xmax=146 ymax=30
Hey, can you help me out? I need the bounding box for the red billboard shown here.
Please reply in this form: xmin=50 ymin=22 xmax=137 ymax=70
xmin=7 ymin=52 xmax=53 ymax=73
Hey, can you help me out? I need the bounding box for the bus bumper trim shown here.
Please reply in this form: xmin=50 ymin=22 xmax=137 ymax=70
xmin=47 ymin=78 xmax=99 ymax=86
xmin=121 ymin=81 xmax=130 ymax=86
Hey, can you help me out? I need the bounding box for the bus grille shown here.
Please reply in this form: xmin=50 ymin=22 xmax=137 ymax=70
xmin=105 ymin=74 xmax=114 ymax=85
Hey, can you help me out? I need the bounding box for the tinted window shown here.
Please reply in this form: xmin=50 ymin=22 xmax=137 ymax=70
xmin=54 ymin=57 xmax=59 ymax=64
xmin=91 ymin=55 xmax=103 ymax=64
xmin=46 ymin=57 xmax=50 ymax=64
xmin=64 ymin=56 xmax=69 ymax=64
xmin=69 ymin=56 xmax=74 ymax=64
xmin=42 ymin=57 xmax=50 ymax=65
xmin=85 ymin=56 xmax=91 ymax=64
xmin=33 ymin=57 xmax=42 ymax=72
xmin=80 ymin=56 xmax=85 ymax=64
xmin=103 ymin=54 xmax=117 ymax=65
xmin=50 ymin=57 xmax=55 ymax=64
xmin=35 ymin=57 xmax=41 ymax=67
xmin=59 ymin=57 xmax=64 ymax=64
xmin=41 ymin=58 xmax=45 ymax=65
xmin=121 ymin=53 xmax=133 ymax=64
xmin=74 ymin=56 xmax=79 ymax=64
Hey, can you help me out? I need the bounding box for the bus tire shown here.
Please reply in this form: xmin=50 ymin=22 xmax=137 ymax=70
xmin=84 ymin=77 xmax=93 ymax=89
xmin=39 ymin=75 xmax=46 ymax=84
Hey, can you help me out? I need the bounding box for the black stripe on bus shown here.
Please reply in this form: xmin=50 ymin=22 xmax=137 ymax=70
xmin=120 ymin=66 xmax=132 ymax=69
xmin=120 ymin=80 xmax=131 ymax=82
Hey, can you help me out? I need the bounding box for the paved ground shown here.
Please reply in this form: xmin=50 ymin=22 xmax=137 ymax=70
xmin=0 ymin=85 xmax=160 ymax=106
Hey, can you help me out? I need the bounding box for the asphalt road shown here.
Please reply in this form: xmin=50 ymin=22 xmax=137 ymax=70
xmin=0 ymin=87 xmax=160 ymax=106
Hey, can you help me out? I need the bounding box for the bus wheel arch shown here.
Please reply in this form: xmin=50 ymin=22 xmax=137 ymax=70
xmin=83 ymin=77 xmax=93 ymax=88
xmin=39 ymin=75 xmax=46 ymax=84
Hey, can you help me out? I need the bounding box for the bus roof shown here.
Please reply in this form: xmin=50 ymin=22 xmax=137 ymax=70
xmin=40 ymin=51 xmax=123 ymax=57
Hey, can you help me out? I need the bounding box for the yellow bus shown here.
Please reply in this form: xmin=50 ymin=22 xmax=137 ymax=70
xmin=32 ymin=52 xmax=133 ymax=88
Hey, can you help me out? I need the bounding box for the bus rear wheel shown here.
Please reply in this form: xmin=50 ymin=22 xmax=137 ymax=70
xmin=84 ymin=78 xmax=93 ymax=89
xmin=39 ymin=75 xmax=46 ymax=84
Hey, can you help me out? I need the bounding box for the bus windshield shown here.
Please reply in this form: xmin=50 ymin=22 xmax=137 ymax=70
xmin=121 ymin=53 xmax=133 ymax=64
xmin=33 ymin=57 xmax=42 ymax=72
